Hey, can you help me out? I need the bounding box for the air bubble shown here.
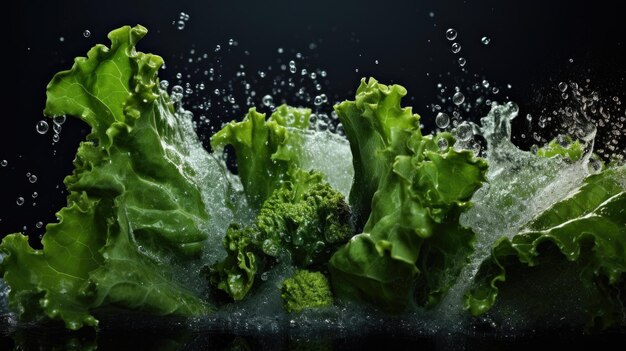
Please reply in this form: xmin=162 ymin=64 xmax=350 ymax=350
xmin=558 ymin=82 xmax=568 ymax=92
xmin=36 ymin=120 xmax=49 ymax=134
xmin=260 ymin=272 xmax=269 ymax=281
xmin=1 ymin=160 xmax=7 ymax=167
xmin=16 ymin=197 xmax=24 ymax=206
xmin=452 ymin=92 xmax=465 ymax=105
xmin=435 ymin=112 xmax=450 ymax=128
xmin=262 ymin=95 xmax=273 ymax=107
xmin=83 ymin=30 xmax=91 ymax=38
xmin=289 ymin=60 xmax=296 ymax=73
xmin=458 ymin=57 xmax=466 ymax=67
xmin=36 ymin=221 xmax=43 ymax=229
xmin=29 ymin=175 xmax=37 ymax=183
xmin=446 ymin=28 xmax=458 ymax=41
xmin=456 ymin=123 xmax=473 ymax=141
xmin=451 ymin=42 xmax=461 ymax=54
xmin=588 ymin=159 xmax=602 ymax=174
xmin=481 ymin=36 xmax=491 ymax=45
xmin=314 ymin=95 xmax=323 ymax=106
xmin=492 ymin=87 xmax=499 ymax=94
xmin=53 ymin=115 xmax=66 ymax=125
xmin=437 ymin=138 xmax=449 ymax=150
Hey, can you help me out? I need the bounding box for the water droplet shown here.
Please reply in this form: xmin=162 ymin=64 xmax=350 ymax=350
xmin=83 ymin=30 xmax=91 ymax=38
xmin=558 ymin=82 xmax=568 ymax=92
xmin=262 ymin=95 xmax=273 ymax=106
xmin=456 ymin=123 xmax=473 ymax=141
xmin=36 ymin=120 xmax=49 ymax=134
xmin=289 ymin=60 xmax=296 ymax=73
xmin=437 ymin=138 xmax=449 ymax=150
xmin=1 ymin=160 xmax=7 ymax=167
xmin=458 ymin=57 xmax=466 ymax=67
xmin=260 ymin=272 xmax=269 ymax=281
xmin=35 ymin=221 xmax=43 ymax=229
xmin=588 ymin=158 xmax=602 ymax=174
xmin=435 ymin=112 xmax=450 ymax=128
xmin=29 ymin=175 xmax=37 ymax=183
xmin=16 ymin=197 xmax=24 ymax=206
xmin=481 ymin=36 xmax=491 ymax=45
xmin=446 ymin=28 xmax=458 ymax=41
xmin=53 ymin=115 xmax=66 ymax=125
xmin=451 ymin=42 xmax=461 ymax=54
xmin=452 ymin=92 xmax=465 ymax=105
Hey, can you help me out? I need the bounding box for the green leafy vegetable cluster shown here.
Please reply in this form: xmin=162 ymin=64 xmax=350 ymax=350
xmin=206 ymin=106 xmax=352 ymax=301
xmin=1 ymin=25 xmax=625 ymax=332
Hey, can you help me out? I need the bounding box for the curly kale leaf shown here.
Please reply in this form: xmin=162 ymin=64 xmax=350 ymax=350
xmin=329 ymin=78 xmax=488 ymax=312
xmin=0 ymin=25 xmax=218 ymax=329
xmin=465 ymin=165 xmax=626 ymax=328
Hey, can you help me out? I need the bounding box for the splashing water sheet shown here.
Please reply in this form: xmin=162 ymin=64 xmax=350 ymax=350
xmin=1 ymin=2 xmax=626 ymax=350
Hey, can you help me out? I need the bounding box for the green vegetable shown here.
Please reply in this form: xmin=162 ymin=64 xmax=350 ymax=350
xmin=334 ymin=78 xmax=421 ymax=229
xmin=329 ymin=78 xmax=488 ymax=312
xmin=465 ymin=165 xmax=626 ymax=328
xmin=0 ymin=25 xmax=216 ymax=329
xmin=208 ymin=105 xmax=351 ymax=301
xmin=211 ymin=105 xmax=311 ymax=210
xmin=537 ymin=136 xmax=584 ymax=161
xmin=281 ymin=270 xmax=333 ymax=313
xmin=207 ymin=169 xmax=351 ymax=300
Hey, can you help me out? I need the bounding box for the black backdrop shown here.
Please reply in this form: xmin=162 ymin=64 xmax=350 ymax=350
xmin=1 ymin=0 xmax=625 ymax=245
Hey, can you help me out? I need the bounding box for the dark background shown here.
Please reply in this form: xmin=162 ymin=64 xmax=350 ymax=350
xmin=1 ymin=0 xmax=625 ymax=244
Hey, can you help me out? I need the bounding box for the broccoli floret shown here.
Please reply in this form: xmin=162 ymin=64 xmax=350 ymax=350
xmin=207 ymin=169 xmax=352 ymax=301
xmin=281 ymin=270 xmax=334 ymax=313
xmin=257 ymin=169 xmax=352 ymax=266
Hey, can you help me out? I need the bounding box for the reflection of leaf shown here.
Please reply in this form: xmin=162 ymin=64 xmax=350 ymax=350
xmin=0 ymin=25 xmax=216 ymax=330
